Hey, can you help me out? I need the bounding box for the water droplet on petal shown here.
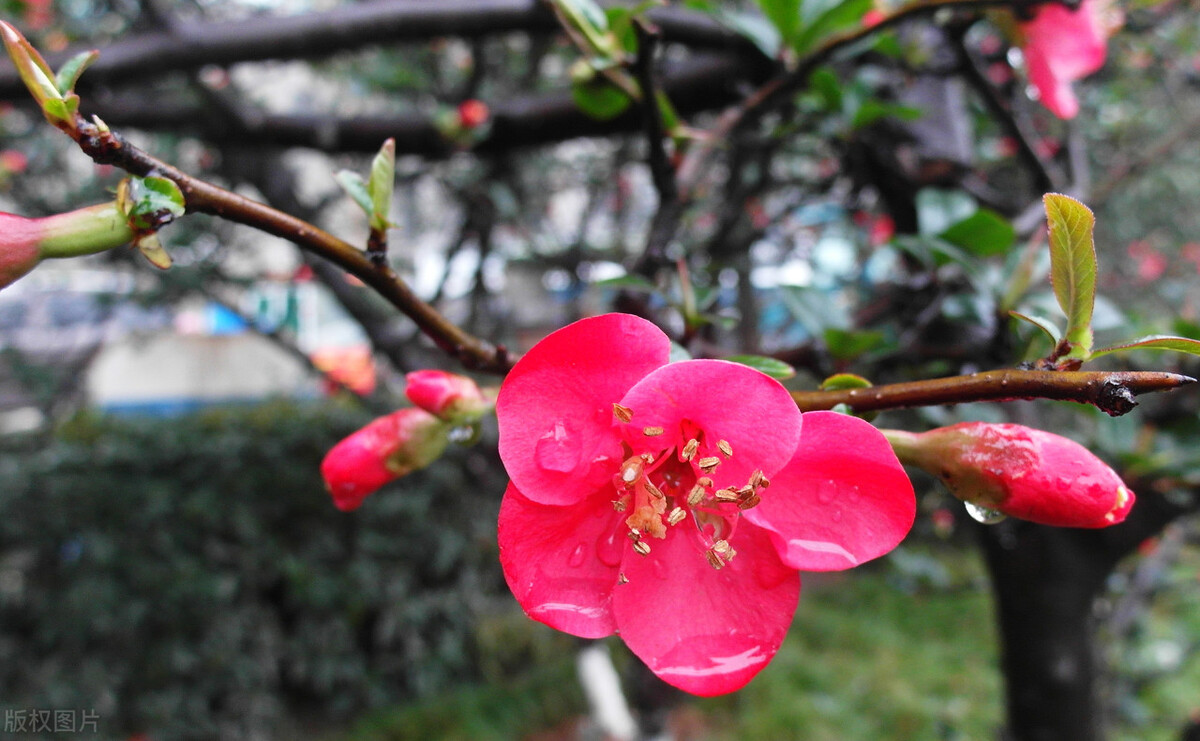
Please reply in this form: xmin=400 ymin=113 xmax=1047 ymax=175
xmin=596 ymin=529 xmax=623 ymax=567
xmin=817 ymin=479 xmax=836 ymax=504
xmin=568 ymin=543 xmax=587 ymax=568
xmin=964 ymin=501 xmax=1007 ymax=525
xmin=535 ymin=421 xmax=579 ymax=473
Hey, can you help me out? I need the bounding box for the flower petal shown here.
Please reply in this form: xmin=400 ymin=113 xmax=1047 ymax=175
xmin=612 ymin=521 xmax=799 ymax=696
xmin=1021 ymin=0 xmax=1109 ymax=119
xmin=617 ymin=359 xmax=802 ymax=492
xmin=498 ymin=482 xmax=623 ymax=638
xmin=497 ymin=314 xmax=671 ymax=505
xmin=745 ymin=411 xmax=915 ymax=571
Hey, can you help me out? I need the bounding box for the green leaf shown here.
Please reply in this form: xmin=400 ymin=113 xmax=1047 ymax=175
xmin=792 ymin=0 xmax=873 ymax=55
xmin=335 ymin=170 xmax=372 ymax=215
xmin=1009 ymin=310 xmax=1061 ymax=346
xmin=571 ymin=79 xmax=632 ymax=120
xmin=939 ymin=209 xmax=1016 ymax=257
xmin=716 ymin=10 xmax=781 ymax=58
xmin=726 ymin=355 xmax=796 ymax=380
xmin=820 ymin=373 xmax=872 ymax=391
xmin=756 ymin=0 xmax=801 ymax=47
xmin=824 ymin=328 xmax=886 ymax=361
xmin=850 ymin=99 xmax=922 ymax=129
xmin=367 ymin=138 xmax=396 ymax=232
xmin=1090 ymin=335 xmax=1200 ymax=358
xmin=1044 ymin=193 xmax=1097 ymax=358
xmin=592 ymin=274 xmax=658 ymax=292
xmin=808 ymin=66 xmax=843 ymax=111
xmin=124 ymin=176 xmax=186 ymax=230
xmin=554 ymin=0 xmax=609 ymax=33
xmin=54 ymin=50 xmax=98 ymax=95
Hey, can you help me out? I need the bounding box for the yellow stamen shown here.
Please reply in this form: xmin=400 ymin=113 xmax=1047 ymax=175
xmin=705 ymin=550 xmax=725 ymax=570
xmin=681 ymin=438 xmax=699 ymax=461
xmin=667 ymin=506 xmax=687 ymax=525
xmin=687 ymin=483 xmax=707 ymax=507
xmin=618 ymin=572 xmax=629 ymax=584
xmin=718 ymin=439 xmax=733 ymax=457
xmin=715 ymin=488 xmax=740 ymax=503
xmin=698 ymin=456 xmax=720 ymax=473
xmin=613 ymin=403 xmax=634 ymax=423
xmin=633 ymin=540 xmax=651 ymax=556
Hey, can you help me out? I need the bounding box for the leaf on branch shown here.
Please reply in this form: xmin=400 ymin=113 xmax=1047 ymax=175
xmin=755 ymin=0 xmax=801 ymax=49
xmin=1009 ymin=310 xmax=1062 ymax=347
xmin=792 ymin=0 xmax=873 ymax=55
xmin=939 ymin=209 xmax=1016 ymax=257
xmin=335 ymin=170 xmax=372 ymax=216
xmin=1090 ymin=335 xmax=1200 ymax=358
xmin=820 ymin=372 xmax=872 ymax=391
xmin=571 ymin=78 xmax=633 ymax=120
xmin=592 ymin=274 xmax=658 ymax=292
xmin=726 ymin=355 xmax=796 ymax=380
xmin=367 ymin=138 xmax=396 ymax=233
xmin=55 ymin=50 xmax=98 ymax=96
xmin=1044 ymin=193 xmax=1097 ymax=359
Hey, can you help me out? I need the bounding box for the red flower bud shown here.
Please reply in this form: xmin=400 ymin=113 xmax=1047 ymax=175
xmin=0 ymin=212 xmax=42 ymax=288
xmin=889 ymin=422 xmax=1135 ymax=528
xmin=321 ymin=408 xmax=449 ymax=511
xmin=405 ymin=369 xmax=488 ymax=423
xmin=456 ymin=99 xmax=490 ymax=129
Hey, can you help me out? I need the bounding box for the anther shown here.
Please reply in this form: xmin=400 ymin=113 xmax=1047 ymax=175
xmin=643 ymin=426 xmax=664 ymax=437
xmin=697 ymin=477 xmax=713 ymax=488
xmin=705 ymin=550 xmax=725 ymax=570
xmin=698 ymin=456 xmax=721 ymax=473
xmin=667 ymin=507 xmax=687 ymax=525
xmin=640 ymin=452 xmax=655 ymax=464
xmin=618 ymin=572 xmax=629 ymax=584
xmin=633 ymin=540 xmax=652 ymax=556
xmin=715 ymin=488 xmax=740 ymax=503
xmin=711 ymin=539 xmax=733 ymax=557
xmin=718 ymin=439 xmax=733 ymax=457
xmin=613 ymin=403 xmax=634 ymax=423
xmin=681 ymin=438 xmax=699 ymax=461
xmin=643 ymin=480 xmax=665 ymax=499
xmin=748 ymin=469 xmax=764 ymax=489
xmin=737 ymin=494 xmax=761 ymax=510
xmin=687 ymin=483 xmax=707 ymax=507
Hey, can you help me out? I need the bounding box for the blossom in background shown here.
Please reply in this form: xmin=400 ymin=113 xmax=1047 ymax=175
xmin=321 ymin=370 xmax=490 ymax=510
xmin=887 ymin=422 xmax=1135 ymax=528
xmin=1019 ymin=0 xmax=1118 ymax=119
xmin=495 ymin=313 xmax=915 ymax=695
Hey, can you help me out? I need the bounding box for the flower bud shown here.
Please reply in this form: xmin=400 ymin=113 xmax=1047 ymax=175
xmin=887 ymin=422 xmax=1135 ymax=528
xmin=321 ymin=408 xmax=449 ymax=511
xmin=405 ymin=370 xmax=489 ymax=424
xmin=0 ymin=212 xmax=43 ymax=288
xmin=456 ymin=99 xmax=490 ymax=129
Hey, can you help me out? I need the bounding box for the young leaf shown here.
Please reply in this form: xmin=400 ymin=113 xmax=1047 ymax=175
xmin=123 ymin=176 xmax=186 ymax=230
xmin=368 ymin=138 xmax=396 ymax=232
xmin=335 ymin=170 xmax=372 ymax=215
xmin=726 ymin=355 xmax=796 ymax=380
xmin=55 ymin=50 xmax=99 ymax=96
xmin=1090 ymin=335 xmax=1200 ymax=358
xmin=1044 ymin=193 xmax=1097 ymax=358
xmin=1009 ymin=310 xmax=1062 ymax=346
xmin=571 ymin=79 xmax=632 ymax=120
xmin=792 ymin=0 xmax=873 ymax=55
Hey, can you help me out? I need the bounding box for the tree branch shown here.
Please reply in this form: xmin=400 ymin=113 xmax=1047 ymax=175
xmin=791 ymin=369 xmax=1196 ymax=416
xmin=0 ymin=1 xmax=762 ymax=97
xmin=71 ymin=118 xmax=513 ymax=373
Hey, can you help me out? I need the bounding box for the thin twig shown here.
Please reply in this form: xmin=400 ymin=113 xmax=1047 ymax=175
xmin=632 ymin=19 xmax=677 ymax=206
xmin=72 ymin=119 xmax=513 ymax=373
xmin=791 ymin=369 xmax=1195 ymax=416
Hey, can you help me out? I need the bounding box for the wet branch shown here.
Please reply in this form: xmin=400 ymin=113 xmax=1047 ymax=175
xmin=790 ymin=369 xmax=1196 ymax=416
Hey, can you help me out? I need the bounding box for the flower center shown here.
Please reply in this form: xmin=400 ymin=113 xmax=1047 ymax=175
xmin=608 ymin=403 xmax=770 ymax=571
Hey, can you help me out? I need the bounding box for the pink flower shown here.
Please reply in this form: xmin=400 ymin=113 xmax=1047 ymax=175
xmin=321 ymin=408 xmax=449 ymax=511
xmin=496 ymin=314 xmax=915 ymax=695
xmin=888 ymin=423 xmax=1135 ymax=528
xmin=457 ymin=100 xmax=490 ymax=129
xmin=405 ymin=369 xmax=488 ymax=423
xmin=1020 ymin=0 xmax=1115 ymax=119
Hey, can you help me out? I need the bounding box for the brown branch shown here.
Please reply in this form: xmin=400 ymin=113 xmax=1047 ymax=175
xmin=632 ymin=19 xmax=677 ymax=208
xmin=791 ymin=369 xmax=1196 ymax=416
xmin=72 ymin=119 xmax=512 ymax=373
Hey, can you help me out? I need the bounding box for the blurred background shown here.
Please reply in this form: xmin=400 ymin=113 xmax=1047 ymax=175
xmin=2 ymin=0 xmax=1200 ymax=738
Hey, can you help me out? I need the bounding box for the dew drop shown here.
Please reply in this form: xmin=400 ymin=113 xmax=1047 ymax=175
xmin=596 ymin=529 xmax=623 ymax=567
xmin=964 ymin=501 xmax=1007 ymax=525
xmin=568 ymin=543 xmax=587 ymax=568
xmin=817 ymin=479 xmax=836 ymax=504
xmin=535 ymin=421 xmax=579 ymax=473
